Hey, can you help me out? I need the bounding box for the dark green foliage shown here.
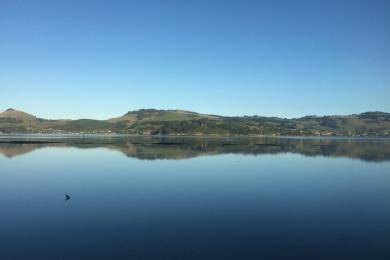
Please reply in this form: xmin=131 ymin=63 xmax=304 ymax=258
xmin=358 ymin=112 xmax=390 ymax=121
xmin=0 ymin=117 xmax=21 ymax=124
xmin=319 ymin=117 xmax=338 ymax=128
xmin=52 ymin=119 xmax=112 ymax=131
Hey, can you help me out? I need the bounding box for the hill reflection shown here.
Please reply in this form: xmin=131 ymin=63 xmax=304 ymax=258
xmin=1 ymin=136 xmax=389 ymax=162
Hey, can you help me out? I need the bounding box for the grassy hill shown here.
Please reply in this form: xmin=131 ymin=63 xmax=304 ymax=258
xmin=108 ymin=109 xmax=219 ymax=123
xmin=0 ymin=108 xmax=389 ymax=136
xmin=0 ymin=108 xmax=38 ymax=123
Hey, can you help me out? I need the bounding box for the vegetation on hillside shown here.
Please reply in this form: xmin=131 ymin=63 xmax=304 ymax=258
xmin=1 ymin=108 xmax=389 ymax=136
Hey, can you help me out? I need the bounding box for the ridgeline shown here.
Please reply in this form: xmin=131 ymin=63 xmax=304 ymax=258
xmin=0 ymin=108 xmax=389 ymax=136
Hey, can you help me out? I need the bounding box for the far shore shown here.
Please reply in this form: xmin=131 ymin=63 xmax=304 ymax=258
xmin=0 ymin=133 xmax=389 ymax=141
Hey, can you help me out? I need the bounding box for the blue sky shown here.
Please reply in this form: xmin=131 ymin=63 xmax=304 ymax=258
xmin=1 ymin=0 xmax=389 ymax=119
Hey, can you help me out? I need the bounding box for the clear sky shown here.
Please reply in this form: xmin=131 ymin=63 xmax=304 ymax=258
xmin=1 ymin=0 xmax=389 ymax=119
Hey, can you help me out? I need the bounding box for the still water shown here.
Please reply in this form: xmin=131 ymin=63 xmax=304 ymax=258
xmin=0 ymin=136 xmax=389 ymax=259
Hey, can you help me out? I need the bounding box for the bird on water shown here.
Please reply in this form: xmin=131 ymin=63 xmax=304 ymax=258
xmin=65 ymin=193 xmax=71 ymax=201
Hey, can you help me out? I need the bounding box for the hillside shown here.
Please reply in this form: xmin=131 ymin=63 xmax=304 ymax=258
xmin=0 ymin=108 xmax=38 ymax=123
xmin=108 ymin=109 xmax=220 ymax=123
xmin=0 ymin=108 xmax=389 ymax=136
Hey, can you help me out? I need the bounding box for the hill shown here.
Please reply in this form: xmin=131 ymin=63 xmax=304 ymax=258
xmin=0 ymin=108 xmax=38 ymax=123
xmin=0 ymin=108 xmax=389 ymax=136
xmin=108 ymin=109 xmax=220 ymax=123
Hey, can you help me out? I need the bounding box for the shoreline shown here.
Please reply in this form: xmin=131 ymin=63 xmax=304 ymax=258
xmin=0 ymin=133 xmax=389 ymax=141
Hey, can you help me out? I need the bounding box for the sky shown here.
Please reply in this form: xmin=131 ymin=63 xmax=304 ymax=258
xmin=0 ymin=0 xmax=389 ymax=119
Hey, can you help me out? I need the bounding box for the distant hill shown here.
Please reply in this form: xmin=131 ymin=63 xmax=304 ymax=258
xmin=0 ymin=108 xmax=389 ymax=136
xmin=108 ymin=109 xmax=220 ymax=123
xmin=0 ymin=108 xmax=38 ymax=123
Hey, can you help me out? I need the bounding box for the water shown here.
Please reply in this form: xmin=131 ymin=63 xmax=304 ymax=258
xmin=0 ymin=136 xmax=389 ymax=259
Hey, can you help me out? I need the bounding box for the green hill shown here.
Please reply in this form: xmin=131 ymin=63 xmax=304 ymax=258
xmin=0 ymin=108 xmax=389 ymax=136
xmin=108 ymin=109 xmax=219 ymax=123
xmin=0 ymin=108 xmax=39 ymax=123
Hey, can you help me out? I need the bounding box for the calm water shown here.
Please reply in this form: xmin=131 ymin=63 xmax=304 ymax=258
xmin=0 ymin=136 xmax=389 ymax=260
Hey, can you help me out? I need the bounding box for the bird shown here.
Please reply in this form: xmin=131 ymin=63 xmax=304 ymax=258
xmin=65 ymin=193 xmax=71 ymax=201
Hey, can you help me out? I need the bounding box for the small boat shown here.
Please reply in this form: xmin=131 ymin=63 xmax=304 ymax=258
xmin=65 ymin=193 xmax=71 ymax=200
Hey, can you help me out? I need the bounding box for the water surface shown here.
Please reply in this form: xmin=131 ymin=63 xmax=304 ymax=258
xmin=0 ymin=136 xmax=389 ymax=259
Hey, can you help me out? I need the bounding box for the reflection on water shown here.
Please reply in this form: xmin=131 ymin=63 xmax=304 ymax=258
xmin=1 ymin=135 xmax=390 ymax=162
